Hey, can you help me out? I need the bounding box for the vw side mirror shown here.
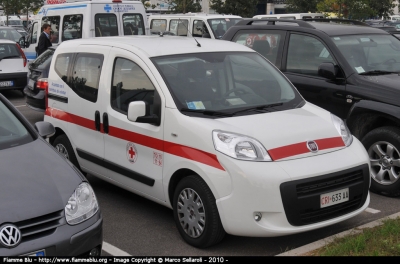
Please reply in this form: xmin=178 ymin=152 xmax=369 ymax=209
xmin=318 ymin=62 xmax=338 ymax=80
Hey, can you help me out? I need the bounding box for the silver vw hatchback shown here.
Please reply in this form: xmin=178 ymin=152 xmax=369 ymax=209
xmin=0 ymin=94 xmax=102 ymax=256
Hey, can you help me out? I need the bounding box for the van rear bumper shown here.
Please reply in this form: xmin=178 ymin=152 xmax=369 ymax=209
xmin=0 ymin=72 xmax=28 ymax=90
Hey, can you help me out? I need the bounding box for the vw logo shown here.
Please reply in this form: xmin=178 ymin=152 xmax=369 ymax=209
xmin=0 ymin=224 xmax=22 ymax=248
xmin=307 ymin=140 xmax=319 ymax=153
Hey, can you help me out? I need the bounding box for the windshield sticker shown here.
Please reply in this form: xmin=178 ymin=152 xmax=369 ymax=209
xmin=0 ymin=47 xmax=5 ymax=51
xmin=333 ymin=37 xmax=341 ymax=40
xmin=360 ymin=38 xmax=371 ymax=42
xmin=226 ymin=98 xmax=246 ymax=105
xmin=225 ymin=19 xmax=230 ymax=21
xmin=355 ymin=66 xmax=365 ymax=73
xmin=187 ymin=101 xmax=205 ymax=110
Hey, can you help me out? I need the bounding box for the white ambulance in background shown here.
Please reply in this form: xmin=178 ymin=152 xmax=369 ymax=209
xmin=24 ymin=0 xmax=149 ymax=62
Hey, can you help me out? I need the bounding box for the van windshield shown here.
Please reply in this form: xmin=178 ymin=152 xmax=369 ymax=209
xmin=208 ymin=18 xmax=242 ymax=38
xmin=332 ymin=34 xmax=400 ymax=74
xmin=152 ymin=52 xmax=304 ymax=118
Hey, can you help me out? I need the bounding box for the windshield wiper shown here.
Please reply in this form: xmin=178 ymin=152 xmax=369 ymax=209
xmin=0 ymin=55 xmax=20 ymax=61
xmin=359 ymin=70 xmax=398 ymax=75
xmin=180 ymin=108 xmax=233 ymax=117
xmin=231 ymin=103 xmax=283 ymax=116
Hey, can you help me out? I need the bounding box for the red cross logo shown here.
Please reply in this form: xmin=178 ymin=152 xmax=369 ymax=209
xmin=126 ymin=143 xmax=138 ymax=163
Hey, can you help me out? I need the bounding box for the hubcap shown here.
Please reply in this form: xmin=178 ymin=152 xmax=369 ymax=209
xmin=55 ymin=144 xmax=69 ymax=160
xmin=177 ymin=188 xmax=206 ymax=238
xmin=368 ymin=141 xmax=400 ymax=185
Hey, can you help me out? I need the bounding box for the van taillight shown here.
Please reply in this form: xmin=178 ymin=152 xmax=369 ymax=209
xmin=112 ymin=0 xmax=122 ymax=2
xmin=16 ymin=43 xmax=27 ymax=67
xmin=36 ymin=78 xmax=48 ymax=90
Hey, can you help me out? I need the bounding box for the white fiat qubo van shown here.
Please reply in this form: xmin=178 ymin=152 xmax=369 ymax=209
xmin=44 ymin=36 xmax=370 ymax=248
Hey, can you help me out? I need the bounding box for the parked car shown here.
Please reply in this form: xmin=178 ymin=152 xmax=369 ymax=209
xmin=0 ymin=26 xmax=24 ymax=43
xmin=223 ymin=19 xmax=400 ymax=196
xmin=24 ymin=46 xmax=56 ymax=111
xmin=0 ymin=93 xmax=102 ymax=256
xmin=44 ymin=36 xmax=370 ymax=248
xmin=0 ymin=39 xmax=28 ymax=93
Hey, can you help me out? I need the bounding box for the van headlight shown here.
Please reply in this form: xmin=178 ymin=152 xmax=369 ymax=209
xmin=212 ymin=131 xmax=272 ymax=161
xmin=331 ymin=114 xmax=353 ymax=147
xmin=65 ymin=182 xmax=98 ymax=225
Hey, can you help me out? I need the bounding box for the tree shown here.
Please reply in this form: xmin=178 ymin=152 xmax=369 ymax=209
xmin=0 ymin=0 xmax=22 ymax=25
xmin=210 ymin=0 xmax=259 ymax=17
xmin=285 ymin=0 xmax=321 ymax=13
xmin=369 ymin=0 xmax=396 ymax=18
xmin=20 ymin=0 xmax=44 ymax=27
xmin=165 ymin=0 xmax=202 ymax=13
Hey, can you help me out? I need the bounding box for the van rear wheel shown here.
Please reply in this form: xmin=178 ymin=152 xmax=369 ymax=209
xmin=53 ymin=134 xmax=81 ymax=172
xmin=173 ymin=175 xmax=225 ymax=248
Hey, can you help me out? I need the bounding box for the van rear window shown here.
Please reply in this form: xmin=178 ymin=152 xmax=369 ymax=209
xmin=95 ymin=14 xmax=118 ymax=37
xmin=62 ymin=15 xmax=83 ymax=41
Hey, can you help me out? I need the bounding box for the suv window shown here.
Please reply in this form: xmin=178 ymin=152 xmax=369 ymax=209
xmin=69 ymin=53 xmax=103 ymax=103
xmin=42 ymin=16 xmax=60 ymax=44
xmin=169 ymin=19 xmax=188 ymax=36
xmin=62 ymin=15 xmax=83 ymax=41
xmin=193 ymin=20 xmax=209 ymax=37
xmin=95 ymin=14 xmax=118 ymax=37
xmin=232 ymin=30 xmax=284 ymax=65
xmin=111 ymin=58 xmax=156 ymax=116
xmin=286 ymin=34 xmax=336 ymax=76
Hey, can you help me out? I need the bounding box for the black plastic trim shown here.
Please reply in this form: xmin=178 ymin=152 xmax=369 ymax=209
xmin=48 ymin=94 xmax=68 ymax=103
xmin=76 ymin=148 xmax=155 ymax=187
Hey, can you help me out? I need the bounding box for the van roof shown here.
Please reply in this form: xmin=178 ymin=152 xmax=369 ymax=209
xmin=148 ymin=13 xmax=242 ymax=19
xmin=57 ymin=36 xmax=254 ymax=57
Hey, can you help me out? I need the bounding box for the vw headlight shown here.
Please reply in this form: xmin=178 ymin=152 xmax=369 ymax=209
xmin=65 ymin=182 xmax=98 ymax=225
xmin=212 ymin=131 xmax=272 ymax=161
xmin=331 ymin=114 xmax=353 ymax=147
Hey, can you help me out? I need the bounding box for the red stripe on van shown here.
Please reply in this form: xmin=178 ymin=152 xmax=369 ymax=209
xmin=45 ymin=108 xmax=225 ymax=171
xmin=268 ymin=137 xmax=345 ymax=161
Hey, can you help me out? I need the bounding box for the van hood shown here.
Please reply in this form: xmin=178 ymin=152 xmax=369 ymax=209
xmin=213 ymin=103 xmax=347 ymax=161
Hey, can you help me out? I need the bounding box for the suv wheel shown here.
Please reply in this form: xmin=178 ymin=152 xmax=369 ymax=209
xmin=173 ymin=175 xmax=225 ymax=248
xmin=361 ymin=127 xmax=400 ymax=197
xmin=53 ymin=134 xmax=81 ymax=171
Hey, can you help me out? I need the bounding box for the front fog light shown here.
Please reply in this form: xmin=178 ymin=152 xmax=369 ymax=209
xmin=254 ymin=212 xmax=262 ymax=222
xmin=65 ymin=182 xmax=98 ymax=225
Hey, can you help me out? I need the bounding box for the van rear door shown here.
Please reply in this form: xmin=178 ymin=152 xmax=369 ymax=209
xmin=114 ymin=1 xmax=149 ymax=36
xmin=92 ymin=3 xmax=122 ymax=37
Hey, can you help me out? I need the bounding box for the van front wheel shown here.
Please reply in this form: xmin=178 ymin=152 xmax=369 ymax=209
xmin=173 ymin=175 xmax=225 ymax=248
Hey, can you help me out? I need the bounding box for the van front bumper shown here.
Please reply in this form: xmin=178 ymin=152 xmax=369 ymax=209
xmin=215 ymin=137 xmax=370 ymax=237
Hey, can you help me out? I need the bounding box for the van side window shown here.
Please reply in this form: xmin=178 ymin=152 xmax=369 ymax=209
xmin=69 ymin=53 xmax=103 ymax=103
xmin=150 ymin=19 xmax=167 ymax=33
xmin=193 ymin=20 xmax=209 ymax=37
xmin=169 ymin=20 xmax=188 ymax=36
xmin=123 ymin=14 xmax=145 ymax=35
xmin=62 ymin=15 xmax=83 ymax=41
xmin=95 ymin=14 xmax=118 ymax=37
xmin=55 ymin=53 xmax=72 ymax=82
xmin=42 ymin=16 xmax=60 ymax=44
xmin=111 ymin=58 xmax=158 ymax=119
xmin=31 ymin=22 xmax=38 ymax=43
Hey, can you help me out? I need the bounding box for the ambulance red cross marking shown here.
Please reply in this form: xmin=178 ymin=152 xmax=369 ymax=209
xmin=129 ymin=147 xmax=136 ymax=159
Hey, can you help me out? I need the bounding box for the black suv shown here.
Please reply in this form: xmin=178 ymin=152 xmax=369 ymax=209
xmin=223 ymin=19 xmax=400 ymax=197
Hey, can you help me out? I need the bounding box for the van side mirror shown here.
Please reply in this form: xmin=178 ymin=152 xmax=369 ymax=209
xmin=127 ymin=101 xmax=160 ymax=125
xmin=318 ymin=62 xmax=338 ymax=80
xmin=18 ymin=36 xmax=29 ymax=48
xmin=35 ymin=121 xmax=55 ymax=138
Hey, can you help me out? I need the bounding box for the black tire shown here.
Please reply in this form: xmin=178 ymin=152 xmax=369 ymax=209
xmin=173 ymin=175 xmax=225 ymax=248
xmin=53 ymin=134 xmax=82 ymax=172
xmin=361 ymin=126 xmax=400 ymax=197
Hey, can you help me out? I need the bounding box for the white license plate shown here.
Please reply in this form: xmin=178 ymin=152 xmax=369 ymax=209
xmin=0 ymin=81 xmax=13 ymax=87
xmin=320 ymin=188 xmax=349 ymax=208
xmin=28 ymin=79 xmax=35 ymax=90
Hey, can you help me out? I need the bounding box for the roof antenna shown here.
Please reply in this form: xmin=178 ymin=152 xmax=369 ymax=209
xmin=179 ymin=18 xmax=201 ymax=47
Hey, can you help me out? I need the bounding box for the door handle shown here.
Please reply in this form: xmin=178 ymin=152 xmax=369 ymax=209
xmin=103 ymin=112 xmax=109 ymax=134
xmin=95 ymin=111 xmax=100 ymax=131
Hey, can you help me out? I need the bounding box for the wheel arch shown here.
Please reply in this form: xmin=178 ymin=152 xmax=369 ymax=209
xmin=49 ymin=127 xmax=67 ymax=145
xmin=168 ymin=168 xmax=199 ymax=206
xmin=347 ymin=100 xmax=400 ymax=140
